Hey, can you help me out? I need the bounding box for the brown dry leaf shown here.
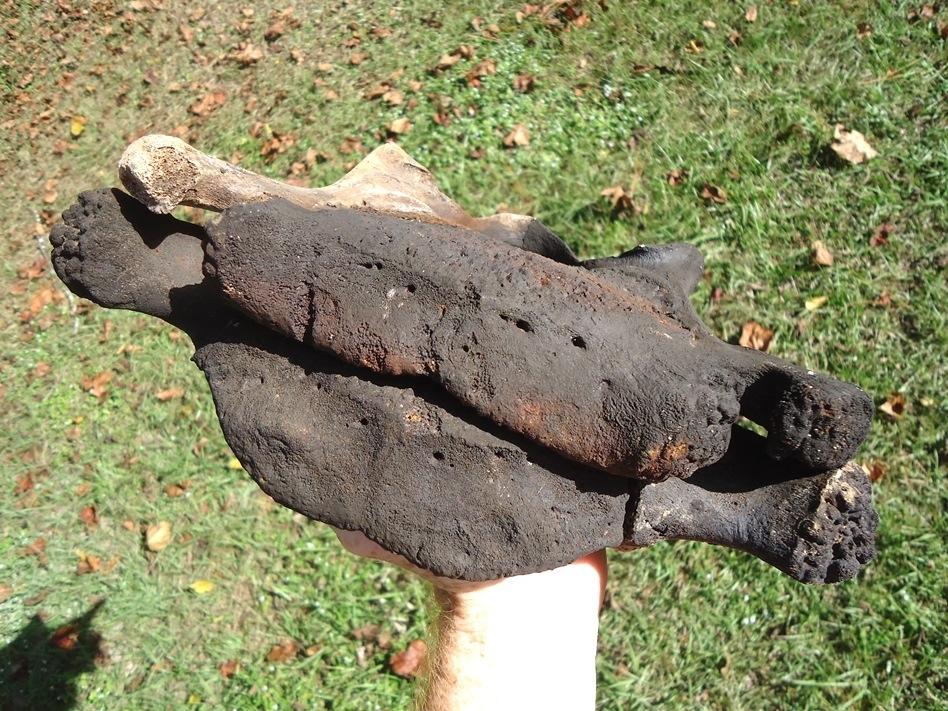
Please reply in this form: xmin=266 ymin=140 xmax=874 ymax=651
xmin=340 ymin=136 xmax=364 ymax=155
xmin=316 ymin=62 xmax=333 ymax=73
xmin=156 ymin=386 xmax=185 ymax=402
xmin=190 ymin=90 xmax=227 ymax=117
xmin=349 ymin=53 xmax=367 ymax=65
xmin=388 ymin=118 xmax=412 ymax=135
xmin=0 ymin=584 xmax=13 ymax=604
xmin=81 ymin=371 xmax=113 ymax=403
xmin=265 ymin=21 xmax=285 ymax=42
xmin=667 ymin=169 xmax=689 ymax=187
xmin=164 ymin=484 xmax=186 ymax=498
xmin=17 ymin=259 xmax=47 ymax=280
xmin=267 ymin=640 xmax=300 ymax=662
xmin=466 ymin=59 xmax=497 ymax=86
xmin=812 ymin=240 xmax=835 ymax=267
xmin=232 ymin=42 xmax=263 ymax=65
xmin=75 ymin=550 xmax=102 ymax=575
xmin=701 ymin=184 xmax=727 ymax=204
xmin=145 ymin=521 xmax=172 ymax=552
xmin=503 ymin=123 xmax=531 ymax=148
xmin=908 ymin=4 xmax=939 ymax=21
xmin=51 ymin=623 xmax=79 ymax=650
xmin=513 ymin=73 xmax=536 ymax=93
xmin=390 ymin=639 xmax=427 ymax=678
xmin=739 ymin=321 xmax=774 ymax=352
xmin=856 ymin=21 xmax=873 ymax=39
xmin=80 ymin=505 xmax=99 ymax=530
xmin=600 ymin=186 xmax=640 ymax=214
xmin=879 ymin=392 xmax=906 ymax=419
xmin=870 ymin=222 xmax=895 ymax=247
xmin=861 ymin=461 xmax=887 ymax=483
xmin=745 ymin=5 xmax=758 ymax=22
xmin=220 ymin=659 xmax=240 ymax=679
xmin=21 ymin=538 xmax=47 ymax=565
xmin=179 ymin=23 xmax=195 ymax=43
xmin=831 ymin=124 xmax=879 ymax=164
xmin=15 ymin=471 xmax=35 ymax=494
xmin=383 ymin=89 xmax=404 ymax=106
xmin=363 ymin=82 xmax=391 ymax=100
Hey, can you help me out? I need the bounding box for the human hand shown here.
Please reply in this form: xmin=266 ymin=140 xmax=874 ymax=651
xmin=334 ymin=528 xmax=607 ymax=711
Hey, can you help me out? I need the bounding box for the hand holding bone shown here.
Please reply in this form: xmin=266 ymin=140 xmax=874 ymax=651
xmin=50 ymin=136 xmax=878 ymax=583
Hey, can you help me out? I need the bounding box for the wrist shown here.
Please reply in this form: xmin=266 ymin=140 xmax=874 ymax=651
xmin=424 ymin=551 xmax=606 ymax=711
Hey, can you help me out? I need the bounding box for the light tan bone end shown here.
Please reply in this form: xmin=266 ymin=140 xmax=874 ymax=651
xmin=118 ymin=135 xmax=328 ymax=214
xmin=117 ymin=135 xmax=537 ymax=241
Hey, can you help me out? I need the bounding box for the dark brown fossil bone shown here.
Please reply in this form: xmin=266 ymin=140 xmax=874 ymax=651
xmin=202 ymin=199 xmax=872 ymax=480
xmin=49 ymin=188 xmax=877 ymax=582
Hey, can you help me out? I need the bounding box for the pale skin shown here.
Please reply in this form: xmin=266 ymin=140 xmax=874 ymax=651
xmin=334 ymin=529 xmax=607 ymax=711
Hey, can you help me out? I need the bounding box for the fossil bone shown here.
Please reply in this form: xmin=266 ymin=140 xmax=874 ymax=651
xmin=49 ymin=187 xmax=878 ymax=582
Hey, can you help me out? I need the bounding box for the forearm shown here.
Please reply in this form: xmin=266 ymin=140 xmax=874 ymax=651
xmin=422 ymin=551 xmax=606 ymax=711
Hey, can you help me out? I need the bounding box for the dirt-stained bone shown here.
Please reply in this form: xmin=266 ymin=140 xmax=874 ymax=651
xmin=202 ymin=199 xmax=871 ymax=479
xmin=49 ymin=188 xmax=878 ymax=582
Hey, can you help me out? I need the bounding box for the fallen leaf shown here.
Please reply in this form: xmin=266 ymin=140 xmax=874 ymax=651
xmin=667 ymin=169 xmax=689 ymax=187
xmin=861 ymin=461 xmax=886 ymax=483
xmin=265 ymin=21 xmax=285 ymax=41
xmin=0 ymin=584 xmax=13 ymax=604
xmin=15 ymin=471 xmax=35 ymax=494
xmin=75 ymin=550 xmax=102 ymax=575
xmin=349 ymin=53 xmax=367 ymax=65
xmin=164 ymin=484 xmax=185 ymax=498
xmin=879 ymin=392 xmax=906 ymax=419
xmin=382 ymin=89 xmax=404 ymax=106
xmin=51 ymin=623 xmax=80 ymax=650
xmin=503 ymin=123 xmax=531 ymax=148
xmin=870 ymin=222 xmax=895 ymax=247
xmin=70 ymin=115 xmax=87 ymax=137
xmin=599 ymin=185 xmax=640 ymax=214
xmin=390 ymin=639 xmax=427 ymax=678
xmin=339 ymin=136 xmax=364 ymax=155
xmin=80 ymin=505 xmax=99 ymax=530
xmin=145 ymin=521 xmax=172 ymax=552
xmin=831 ymin=124 xmax=879 ymax=164
xmin=81 ymin=371 xmax=113 ymax=403
xmin=388 ymin=118 xmax=412 ymax=135
xmin=513 ymin=73 xmax=536 ymax=93
xmin=739 ymin=321 xmax=773 ymax=352
xmin=701 ymin=184 xmax=727 ymax=204
xmin=189 ymin=579 xmax=215 ymax=594
xmin=364 ymin=82 xmax=391 ymax=100
xmin=856 ymin=21 xmax=873 ymax=39
xmin=745 ymin=6 xmax=758 ymax=22
xmin=219 ymin=659 xmax=240 ymax=679
xmin=227 ymin=457 xmax=244 ymax=471
xmin=156 ymin=386 xmax=185 ymax=401
xmin=805 ymin=295 xmax=829 ymax=311
xmin=873 ymin=290 xmax=892 ymax=307
xmin=190 ymin=91 xmax=227 ymax=117
xmin=231 ymin=42 xmax=263 ymax=65
xmin=812 ymin=240 xmax=835 ymax=267
xmin=267 ymin=640 xmax=300 ymax=662
xmin=21 ymin=538 xmax=47 ymax=566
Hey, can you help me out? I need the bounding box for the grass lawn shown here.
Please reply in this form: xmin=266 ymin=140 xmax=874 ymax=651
xmin=1 ymin=1 xmax=946 ymax=709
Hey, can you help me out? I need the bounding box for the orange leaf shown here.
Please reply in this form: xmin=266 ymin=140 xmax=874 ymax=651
xmin=266 ymin=640 xmax=300 ymax=662
xmin=701 ymin=184 xmax=727 ymax=204
xmin=502 ymin=123 xmax=531 ymax=148
xmin=811 ymin=240 xmax=835 ymax=267
xmin=156 ymin=386 xmax=185 ymax=402
xmin=390 ymin=639 xmax=427 ymax=678
xmin=388 ymin=117 xmax=412 ymax=135
xmin=80 ymin=505 xmax=99 ymax=530
xmin=879 ymin=392 xmax=906 ymax=419
xmin=739 ymin=321 xmax=773 ymax=352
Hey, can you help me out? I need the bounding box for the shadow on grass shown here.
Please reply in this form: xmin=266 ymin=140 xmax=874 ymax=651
xmin=0 ymin=600 xmax=106 ymax=711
